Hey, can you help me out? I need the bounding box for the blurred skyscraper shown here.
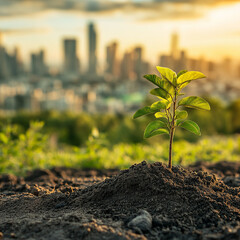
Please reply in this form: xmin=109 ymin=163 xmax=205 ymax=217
xmin=63 ymin=39 xmax=80 ymax=74
xmin=106 ymin=41 xmax=118 ymax=76
xmin=133 ymin=46 xmax=149 ymax=80
xmin=121 ymin=51 xmax=134 ymax=80
xmin=0 ymin=46 xmax=10 ymax=80
xmin=31 ymin=49 xmax=47 ymax=76
xmin=8 ymin=47 xmax=23 ymax=76
xmin=0 ymin=33 xmax=8 ymax=79
xmin=175 ymin=50 xmax=187 ymax=72
xmin=159 ymin=33 xmax=180 ymax=70
xmin=0 ymin=33 xmax=23 ymax=80
xmin=171 ymin=33 xmax=179 ymax=60
xmin=159 ymin=55 xmax=172 ymax=68
xmin=88 ymin=23 xmax=97 ymax=75
xmin=133 ymin=47 xmax=142 ymax=80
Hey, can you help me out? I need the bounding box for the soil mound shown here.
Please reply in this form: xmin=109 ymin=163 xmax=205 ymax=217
xmin=1 ymin=161 xmax=240 ymax=240
xmin=74 ymin=161 xmax=240 ymax=230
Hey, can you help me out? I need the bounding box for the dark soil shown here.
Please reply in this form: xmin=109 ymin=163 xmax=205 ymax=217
xmin=0 ymin=161 xmax=240 ymax=240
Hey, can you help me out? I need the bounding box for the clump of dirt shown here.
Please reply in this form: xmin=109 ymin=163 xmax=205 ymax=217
xmin=190 ymin=161 xmax=240 ymax=187
xmin=0 ymin=161 xmax=240 ymax=240
xmin=190 ymin=160 xmax=240 ymax=177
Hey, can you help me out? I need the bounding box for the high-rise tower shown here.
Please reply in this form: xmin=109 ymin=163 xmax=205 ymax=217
xmin=121 ymin=51 xmax=134 ymax=80
xmin=88 ymin=23 xmax=97 ymax=74
xmin=0 ymin=32 xmax=10 ymax=80
xmin=170 ymin=33 xmax=179 ymax=60
xmin=106 ymin=41 xmax=118 ymax=76
xmin=133 ymin=47 xmax=143 ymax=80
xmin=31 ymin=49 xmax=47 ymax=75
xmin=63 ymin=39 xmax=79 ymax=74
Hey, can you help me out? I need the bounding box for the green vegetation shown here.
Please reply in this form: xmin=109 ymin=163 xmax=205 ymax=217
xmin=0 ymin=122 xmax=49 ymax=175
xmin=0 ymin=88 xmax=239 ymax=175
xmin=0 ymin=96 xmax=239 ymax=147
xmin=0 ymin=122 xmax=239 ymax=175
xmin=133 ymin=67 xmax=210 ymax=168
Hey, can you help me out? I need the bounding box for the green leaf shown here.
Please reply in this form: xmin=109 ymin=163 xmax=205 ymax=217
xmin=144 ymin=120 xmax=169 ymax=138
xmin=144 ymin=75 xmax=175 ymax=99
xmin=178 ymin=96 xmax=211 ymax=110
xmin=156 ymin=66 xmax=177 ymax=83
xmin=154 ymin=112 xmax=166 ymax=118
xmin=150 ymin=88 xmax=170 ymax=101
xmin=157 ymin=117 xmax=169 ymax=125
xmin=177 ymin=71 xmax=206 ymax=85
xmin=175 ymin=110 xmax=188 ymax=120
xmin=157 ymin=80 xmax=175 ymax=100
xmin=176 ymin=119 xmax=184 ymax=126
xmin=145 ymin=129 xmax=169 ymax=138
xmin=177 ymin=70 xmax=188 ymax=78
xmin=178 ymin=81 xmax=190 ymax=90
xmin=151 ymin=100 xmax=169 ymax=110
xmin=178 ymin=120 xmax=201 ymax=136
xmin=162 ymin=74 xmax=176 ymax=87
xmin=133 ymin=106 xmax=156 ymax=119
xmin=144 ymin=74 xmax=162 ymax=87
xmin=0 ymin=133 xmax=8 ymax=144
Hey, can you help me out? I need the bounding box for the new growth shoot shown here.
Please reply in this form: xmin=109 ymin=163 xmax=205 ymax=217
xmin=133 ymin=67 xmax=211 ymax=169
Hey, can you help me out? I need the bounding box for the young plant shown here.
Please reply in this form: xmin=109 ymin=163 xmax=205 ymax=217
xmin=133 ymin=66 xmax=210 ymax=169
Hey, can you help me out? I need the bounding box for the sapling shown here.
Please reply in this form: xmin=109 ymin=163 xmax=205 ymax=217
xmin=133 ymin=66 xmax=210 ymax=169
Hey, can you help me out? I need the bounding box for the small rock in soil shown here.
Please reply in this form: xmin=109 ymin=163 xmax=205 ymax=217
xmin=128 ymin=210 xmax=152 ymax=233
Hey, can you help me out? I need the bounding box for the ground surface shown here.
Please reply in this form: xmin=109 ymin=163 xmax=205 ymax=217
xmin=0 ymin=161 xmax=240 ymax=240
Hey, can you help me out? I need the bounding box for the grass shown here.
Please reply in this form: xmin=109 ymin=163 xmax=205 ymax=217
xmin=0 ymin=124 xmax=239 ymax=176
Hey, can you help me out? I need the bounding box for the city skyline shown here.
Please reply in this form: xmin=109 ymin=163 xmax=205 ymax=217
xmin=0 ymin=0 xmax=240 ymax=68
xmin=1 ymin=24 xmax=240 ymax=81
xmin=1 ymin=26 xmax=240 ymax=77
xmin=0 ymin=23 xmax=239 ymax=114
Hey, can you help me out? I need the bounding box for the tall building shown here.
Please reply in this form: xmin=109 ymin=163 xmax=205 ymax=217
xmin=0 ymin=33 xmax=10 ymax=80
xmin=12 ymin=47 xmax=23 ymax=76
xmin=170 ymin=33 xmax=179 ymax=60
xmin=160 ymin=54 xmax=174 ymax=69
xmin=133 ymin=47 xmax=142 ymax=80
xmin=31 ymin=49 xmax=47 ymax=76
xmin=7 ymin=47 xmax=23 ymax=77
xmin=175 ymin=50 xmax=187 ymax=72
xmin=106 ymin=41 xmax=118 ymax=76
xmin=0 ymin=33 xmax=23 ymax=79
xmin=88 ymin=23 xmax=97 ymax=74
xmin=120 ymin=51 xmax=134 ymax=80
xmin=63 ymin=39 xmax=80 ymax=74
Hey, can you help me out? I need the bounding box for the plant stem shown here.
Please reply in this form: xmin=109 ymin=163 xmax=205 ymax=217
xmin=168 ymin=91 xmax=177 ymax=169
xmin=168 ymin=128 xmax=174 ymax=169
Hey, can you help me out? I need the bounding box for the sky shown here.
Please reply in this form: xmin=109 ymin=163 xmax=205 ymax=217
xmin=0 ymin=0 xmax=240 ymax=70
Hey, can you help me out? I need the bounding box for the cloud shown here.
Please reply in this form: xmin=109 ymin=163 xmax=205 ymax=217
xmin=0 ymin=0 xmax=239 ymax=20
xmin=0 ymin=28 xmax=49 ymax=35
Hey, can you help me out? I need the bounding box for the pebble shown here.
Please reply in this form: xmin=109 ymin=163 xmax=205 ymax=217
xmin=128 ymin=210 xmax=152 ymax=233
